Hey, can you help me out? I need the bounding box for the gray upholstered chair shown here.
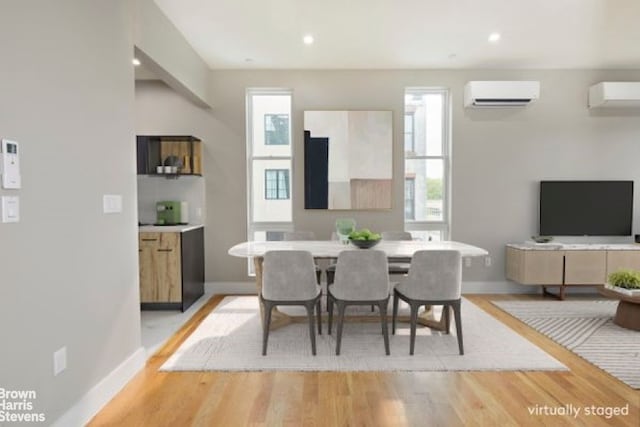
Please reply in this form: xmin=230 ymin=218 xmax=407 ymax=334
xmin=325 ymin=231 xmax=341 ymax=286
xmin=392 ymin=250 xmax=463 ymax=355
xmin=381 ymin=231 xmax=413 ymax=275
xmin=283 ymin=231 xmax=322 ymax=284
xmin=260 ymin=250 xmax=322 ymax=355
xmin=327 ymin=250 xmax=391 ymax=355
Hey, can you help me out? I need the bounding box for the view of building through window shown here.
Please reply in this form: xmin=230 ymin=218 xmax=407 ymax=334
xmin=264 ymin=169 xmax=290 ymax=200
xmin=264 ymin=114 xmax=289 ymax=145
xmin=404 ymin=89 xmax=450 ymax=241
xmin=246 ymin=90 xmax=293 ymax=274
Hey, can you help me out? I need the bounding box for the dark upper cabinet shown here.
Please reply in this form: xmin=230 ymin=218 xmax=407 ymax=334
xmin=136 ymin=135 xmax=203 ymax=176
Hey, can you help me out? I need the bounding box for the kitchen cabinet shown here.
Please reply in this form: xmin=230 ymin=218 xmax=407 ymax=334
xmin=137 ymin=135 xmax=203 ymax=176
xmin=139 ymin=226 xmax=204 ymax=311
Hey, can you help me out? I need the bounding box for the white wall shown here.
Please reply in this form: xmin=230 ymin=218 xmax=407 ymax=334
xmin=203 ymin=69 xmax=640 ymax=283
xmin=0 ymin=0 xmax=141 ymax=424
xmin=137 ymin=176 xmax=205 ymax=225
xmin=134 ymin=70 xmax=640 ymax=285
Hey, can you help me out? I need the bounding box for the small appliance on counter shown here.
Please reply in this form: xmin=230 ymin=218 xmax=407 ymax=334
xmin=156 ymin=201 xmax=182 ymax=225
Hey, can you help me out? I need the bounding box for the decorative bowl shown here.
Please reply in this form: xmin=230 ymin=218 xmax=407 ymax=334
xmin=531 ymin=235 xmax=554 ymax=243
xmin=349 ymin=238 xmax=381 ymax=249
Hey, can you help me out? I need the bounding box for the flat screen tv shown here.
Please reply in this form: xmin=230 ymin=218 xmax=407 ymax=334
xmin=539 ymin=181 xmax=633 ymax=236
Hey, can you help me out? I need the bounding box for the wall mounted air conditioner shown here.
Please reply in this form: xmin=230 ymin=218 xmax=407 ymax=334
xmin=464 ymin=81 xmax=540 ymax=108
xmin=588 ymin=82 xmax=640 ymax=108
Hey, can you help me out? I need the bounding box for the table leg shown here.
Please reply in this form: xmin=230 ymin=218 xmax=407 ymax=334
xmin=254 ymin=257 xmax=292 ymax=330
xmin=416 ymin=305 xmax=448 ymax=331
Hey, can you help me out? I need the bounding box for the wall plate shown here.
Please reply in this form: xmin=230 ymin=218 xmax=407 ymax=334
xmin=1 ymin=196 xmax=19 ymax=223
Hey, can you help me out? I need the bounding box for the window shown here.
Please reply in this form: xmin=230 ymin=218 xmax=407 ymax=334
xmin=404 ymin=88 xmax=450 ymax=241
xmin=246 ymin=90 xmax=293 ymax=274
xmin=264 ymin=169 xmax=290 ymax=200
xmin=404 ymin=113 xmax=415 ymax=153
xmin=404 ymin=177 xmax=415 ymax=220
xmin=264 ymin=114 xmax=289 ymax=145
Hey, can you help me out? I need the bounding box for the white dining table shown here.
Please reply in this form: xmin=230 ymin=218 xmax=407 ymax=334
xmin=228 ymin=240 xmax=489 ymax=259
xmin=228 ymin=240 xmax=489 ymax=330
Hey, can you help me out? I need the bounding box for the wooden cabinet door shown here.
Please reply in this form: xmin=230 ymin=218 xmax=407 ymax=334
xmin=564 ymin=251 xmax=606 ymax=285
xmin=505 ymin=248 xmax=563 ymax=284
xmin=155 ymin=233 xmax=182 ymax=303
xmin=139 ymin=233 xmax=160 ymax=303
xmin=606 ymin=251 xmax=640 ymax=277
xmin=138 ymin=232 xmax=182 ymax=303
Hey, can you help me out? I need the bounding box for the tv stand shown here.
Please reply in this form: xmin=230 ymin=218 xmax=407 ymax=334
xmin=505 ymin=243 xmax=640 ymax=300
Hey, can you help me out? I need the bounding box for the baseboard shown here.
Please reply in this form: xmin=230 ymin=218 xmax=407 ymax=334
xmin=51 ymin=347 xmax=145 ymax=427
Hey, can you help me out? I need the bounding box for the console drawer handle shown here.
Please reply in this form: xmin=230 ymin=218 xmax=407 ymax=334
xmin=157 ymin=249 xmax=173 ymax=252
xmin=141 ymin=238 xmax=158 ymax=242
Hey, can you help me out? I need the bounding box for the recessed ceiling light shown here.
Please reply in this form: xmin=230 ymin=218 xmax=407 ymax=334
xmin=488 ymin=32 xmax=501 ymax=43
xmin=132 ymin=58 xmax=141 ymax=66
xmin=303 ymin=35 xmax=314 ymax=45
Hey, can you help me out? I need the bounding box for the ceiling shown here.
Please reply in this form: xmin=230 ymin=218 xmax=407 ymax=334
xmin=153 ymin=0 xmax=640 ymax=70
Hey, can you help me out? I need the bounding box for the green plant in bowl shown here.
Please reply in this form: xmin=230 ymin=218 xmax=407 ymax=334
xmin=607 ymin=269 xmax=640 ymax=289
xmin=348 ymin=229 xmax=381 ymax=248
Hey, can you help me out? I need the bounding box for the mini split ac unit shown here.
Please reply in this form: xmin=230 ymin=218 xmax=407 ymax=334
xmin=464 ymin=81 xmax=540 ymax=108
xmin=588 ymin=82 xmax=640 ymax=108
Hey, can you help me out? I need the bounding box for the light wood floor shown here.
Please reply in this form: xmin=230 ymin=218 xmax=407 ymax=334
xmin=89 ymin=294 xmax=640 ymax=426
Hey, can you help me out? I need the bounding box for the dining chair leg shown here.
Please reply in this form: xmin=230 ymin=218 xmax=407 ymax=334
xmin=305 ymin=302 xmax=317 ymax=356
xmin=379 ymin=301 xmax=390 ymax=355
xmin=335 ymin=302 xmax=346 ymax=355
xmin=444 ymin=304 xmax=451 ymax=334
xmin=316 ymin=298 xmax=322 ymax=335
xmin=409 ymin=302 xmax=419 ymax=356
xmin=262 ymin=301 xmax=274 ymax=356
xmin=327 ymin=295 xmax=334 ymax=335
xmin=452 ymin=300 xmax=464 ymax=355
xmin=392 ymin=292 xmax=399 ymax=335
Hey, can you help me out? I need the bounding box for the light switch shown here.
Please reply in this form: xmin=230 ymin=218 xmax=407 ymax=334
xmin=103 ymin=195 xmax=123 ymax=214
xmin=1 ymin=196 xmax=19 ymax=223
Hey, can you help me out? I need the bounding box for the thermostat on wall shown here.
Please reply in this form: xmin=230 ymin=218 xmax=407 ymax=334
xmin=1 ymin=138 xmax=21 ymax=189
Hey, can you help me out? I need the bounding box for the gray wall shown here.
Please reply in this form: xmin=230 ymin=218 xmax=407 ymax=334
xmin=135 ymin=70 xmax=640 ymax=284
xmin=0 ymin=0 xmax=141 ymax=422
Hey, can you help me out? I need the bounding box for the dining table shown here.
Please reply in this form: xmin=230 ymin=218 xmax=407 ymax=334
xmin=228 ymin=240 xmax=489 ymax=330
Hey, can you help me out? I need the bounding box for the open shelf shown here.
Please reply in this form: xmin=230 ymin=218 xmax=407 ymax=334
xmin=137 ymin=135 xmax=203 ymax=177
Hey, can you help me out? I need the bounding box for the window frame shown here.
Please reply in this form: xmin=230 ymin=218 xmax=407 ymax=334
xmin=246 ymin=89 xmax=294 ymax=275
xmin=404 ymin=87 xmax=451 ymax=241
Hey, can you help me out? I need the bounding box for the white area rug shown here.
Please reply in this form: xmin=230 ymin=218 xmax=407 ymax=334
xmin=493 ymin=299 xmax=640 ymax=389
xmin=160 ymin=296 xmax=566 ymax=372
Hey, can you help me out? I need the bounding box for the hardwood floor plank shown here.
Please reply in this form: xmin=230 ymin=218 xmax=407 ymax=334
xmin=89 ymin=294 xmax=640 ymax=426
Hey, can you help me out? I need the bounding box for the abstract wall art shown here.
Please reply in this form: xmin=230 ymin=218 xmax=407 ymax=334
xmin=304 ymin=110 xmax=393 ymax=210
